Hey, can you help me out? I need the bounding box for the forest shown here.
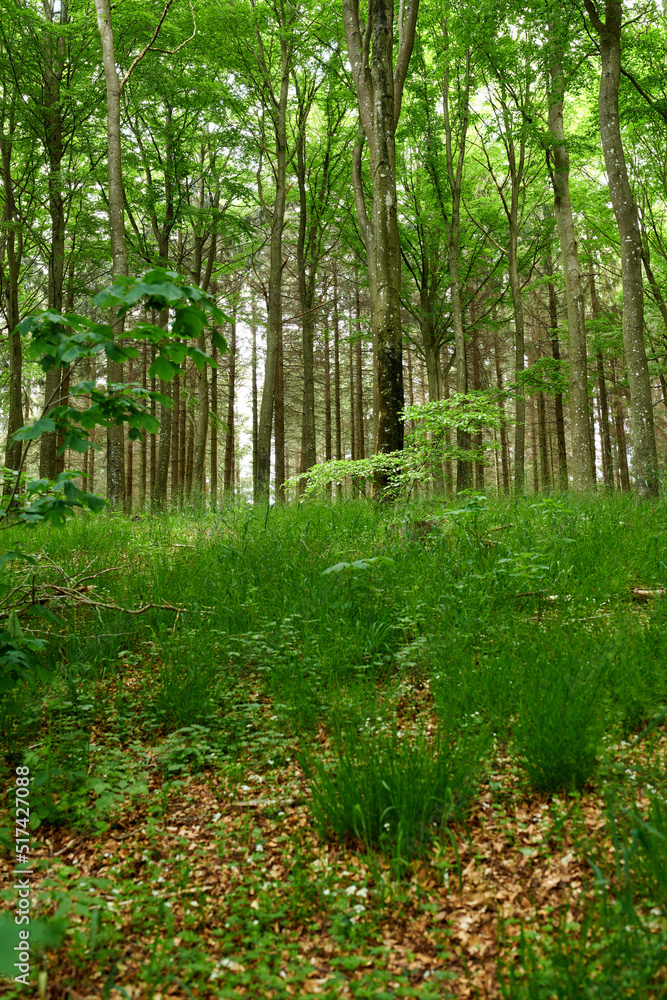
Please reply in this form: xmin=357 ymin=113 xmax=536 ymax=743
xmin=0 ymin=1 xmax=666 ymax=998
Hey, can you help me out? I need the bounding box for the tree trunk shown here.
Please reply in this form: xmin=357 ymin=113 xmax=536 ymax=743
xmin=256 ymin=30 xmax=291 ymax=502
xmin=0 ymin=123 xmax=22 ymax=478
xmin=171 ymin=374 xmax=180 ymax=504
xmin=210 ymin=342 xmax=219 ymax=505
xmin=545 ymin=258 xmax=569 ymax=488
xmin=355 ymin=284 xmax=365 ymax=460
xmin=493 ymin=332 xmax=511 ymax=494
xmin=333 ymin=267 xmax=343 ymax=472
xmin=583 ymin=0 xmax=659 ymax=497
xmin=274 ymin=315 xmax=285 ymax=501
xmin=251 ymin=298 xmax=258 ymax=499
xmin=224 ymin=309 xmax=236 ymax=501
xmin=547 ymin=19 xmax=594 ymax=488
xmin=296 ymin=120 xmax=317 ymax=481
xmin=343 ymin=0 xmax=419 ymax=476
xmin=192 ymin=335 xmax=209 ymax=497
xmin=610 ymin=357 xmax=631 ymax=492
xmin=94 ymin=0 xmax=127 ymax=507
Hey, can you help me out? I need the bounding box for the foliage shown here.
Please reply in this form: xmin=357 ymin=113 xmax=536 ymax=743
xmin=0 ymin=269 xmax=227 ymax=696
xmin=289 ymin=392 xmax=503 ymax=498
xmin=304 ymin=719 xmax=488 ymax=870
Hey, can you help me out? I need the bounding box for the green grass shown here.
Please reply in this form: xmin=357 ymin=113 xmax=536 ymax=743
xmin=0 ymin=491 xmax=666 ymax=996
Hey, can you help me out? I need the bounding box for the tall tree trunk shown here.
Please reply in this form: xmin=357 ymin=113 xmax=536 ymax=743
xmin=224 ymin=308 xmax=236 ymax=500
xmin=333 ymin=271 xmax=343 ymax=499
xmin=39 ymin=5 xmax=68 ymax=482
xmin=0 ymin=121 xmax=23 ymax=478
xmin=256 ymin=29 xmax=292 ymax=502
xmin=530 ymin=394 xmax=539 ymax=493
xmin=471 ymin=325 xmax=484 ymax=489
xmin=153 ymin=309 xmax=173 ymax=507
xmin=140 ymin=342 xmax=148 ymax=507
xmin=546 ymin=19 xmax=594 ymax=488
xmin=296 ymin=118 xmax=317 ymax=481
xmin=545 ymin=257 xmax=569 ymax=488
xmin=583 ymin=0 xmax=659 ymax=497
xmin=355 ymin=285 xmax=365 ymax=460
xmin=171 ymin=374 xmax=180 ymax=504
xmin=589 ymin=265 xmax=614 ymax=489
xmin=192 ymin=340 xmax=209 ymax=498
xmin=251 ymin=298 xmax=259 ymax=500
xmin=349 ymin=329 xmax=356 ymax=461
xmin=210 ymin=342 xmax=219 ymax=505
xmin=94 ymin=0 xmax=127 ymax=506
xmin=610 ymin=357 xmax=631 ymax=492
xmin=343 ymin=0 xmax=419 ymax=478
xmin=274 ymin=315 xmax=285 ymax=501
xmin=493 ymin=332 xmax=510 ymax=494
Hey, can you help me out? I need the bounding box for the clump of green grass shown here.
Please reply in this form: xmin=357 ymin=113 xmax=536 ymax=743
xmin=512 ymin=656 xmax=606 ymax=794
xmin=304 ymin=719 xmax=489 ymax=868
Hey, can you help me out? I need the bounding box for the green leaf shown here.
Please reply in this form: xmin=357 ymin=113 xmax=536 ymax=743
xmin=13 ymin=418 xmax=56 ymax=441
xmin=7 ymin=610 xmax=23 ymax=641
xmin=149 ymin=355 xmax=180 ymax=381
xmin=212 ymin=330 xmax=228 ymax=354
xmin=172 ymin=305 xmax=206 ymax=338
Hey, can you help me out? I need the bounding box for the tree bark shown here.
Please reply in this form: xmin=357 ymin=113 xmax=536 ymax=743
xmin=274 ymin=314 xmax=285 ymax=501
xmin=94 ymin=0 xmax=127 ymax=506
xmin=583 ymin=0 xmax=659 ymax=496
xmin=545 ymin=257 xmax=569 ymax=489
xmin=342 ymin=0 xmax=419 ymax=476
xmin=254 ymin=10 xmax=292 ymax=502
xmin=0 ymin=118 xmax=22 ymax=478
xmin=546 ymin=21 xmax=594 ymax=488
xmin=224 ymin=306 xmax=236 ymax=501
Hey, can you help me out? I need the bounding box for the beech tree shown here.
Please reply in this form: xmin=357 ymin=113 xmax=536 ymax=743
xmin=583 ymin=0 xmax=659 ymax=497
xmin=342 ymin=0 xmax=419 ymax=473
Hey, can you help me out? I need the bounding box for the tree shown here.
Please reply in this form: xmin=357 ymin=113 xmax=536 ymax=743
xmin=582 ymin=0 xmax=659 ymax=497
xmin=342 ymin=0 xmax=419 ymax=480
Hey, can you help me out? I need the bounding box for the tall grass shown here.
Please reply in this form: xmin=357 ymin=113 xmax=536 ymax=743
xmin=303 ymin=717 xmax=490 ymax=869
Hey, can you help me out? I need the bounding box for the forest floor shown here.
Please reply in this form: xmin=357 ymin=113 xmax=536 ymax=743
xmin=0 ymin=494 xmax=666 ymax=999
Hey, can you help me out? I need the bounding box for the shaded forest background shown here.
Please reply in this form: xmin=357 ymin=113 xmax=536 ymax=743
xmin=1 ymin=0 xmax=667 ymax=505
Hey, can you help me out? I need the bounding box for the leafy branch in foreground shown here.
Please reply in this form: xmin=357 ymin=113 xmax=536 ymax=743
xmin=289 ymin=391 xmax=503 ymax=498
xmin=0 ymin=268 xmax=227 ymax=694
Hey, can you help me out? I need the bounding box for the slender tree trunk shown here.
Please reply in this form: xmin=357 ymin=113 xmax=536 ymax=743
xmin=349 ymin=330 xmax=356 ymax=461
xmin=153 ymin=308 xmax=173 ymax=506
xmin=171 ymin=374 xmax=180 ymax=504
xmin=355 ymin=284 xmax=365 ymax=459
xmin=324 ymin=307 xmax=332 ymax=463
xmin=333 ymin=271 xmax=343 ymax=499
xmin=583 ymin=0 xmax=659 ymax=496
xmin=224 ymin=308 xmax=236 ymax=500
xmin=610 ymin=357 xmax=631 ymax=492
xmin=1 ymin=121 xmax=23 ymax=479
xmin=251 ymin=299 xmax=258 ymax=499
xmin=530 ymin=394 xmax=539 ymax=493
xmin=140 ymin=342 xmax=148 ymax=507
xmin=274 ymin=314 xmax=285 ymax=501
xmin=210 ymin=342 xmax=219 ymax=506
xmin=343 ymin=0 xmax=420 ymax=478
xmin=493 ymin=331 xmax=510 ymax=493
xmin=94 ymin=0 xmax=127 ymax=506
xmin=547 ymin=20 xmax=594 ymax=488
xmin=256 ymin=32 xmax=292 ymax=502
xmin=545 ymin=258 xmax=569 ymax=488
xmin=296 ymin=120 xmax=317 ymax=480
xmin=192 ymin=337 xmax=209 ymax=496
